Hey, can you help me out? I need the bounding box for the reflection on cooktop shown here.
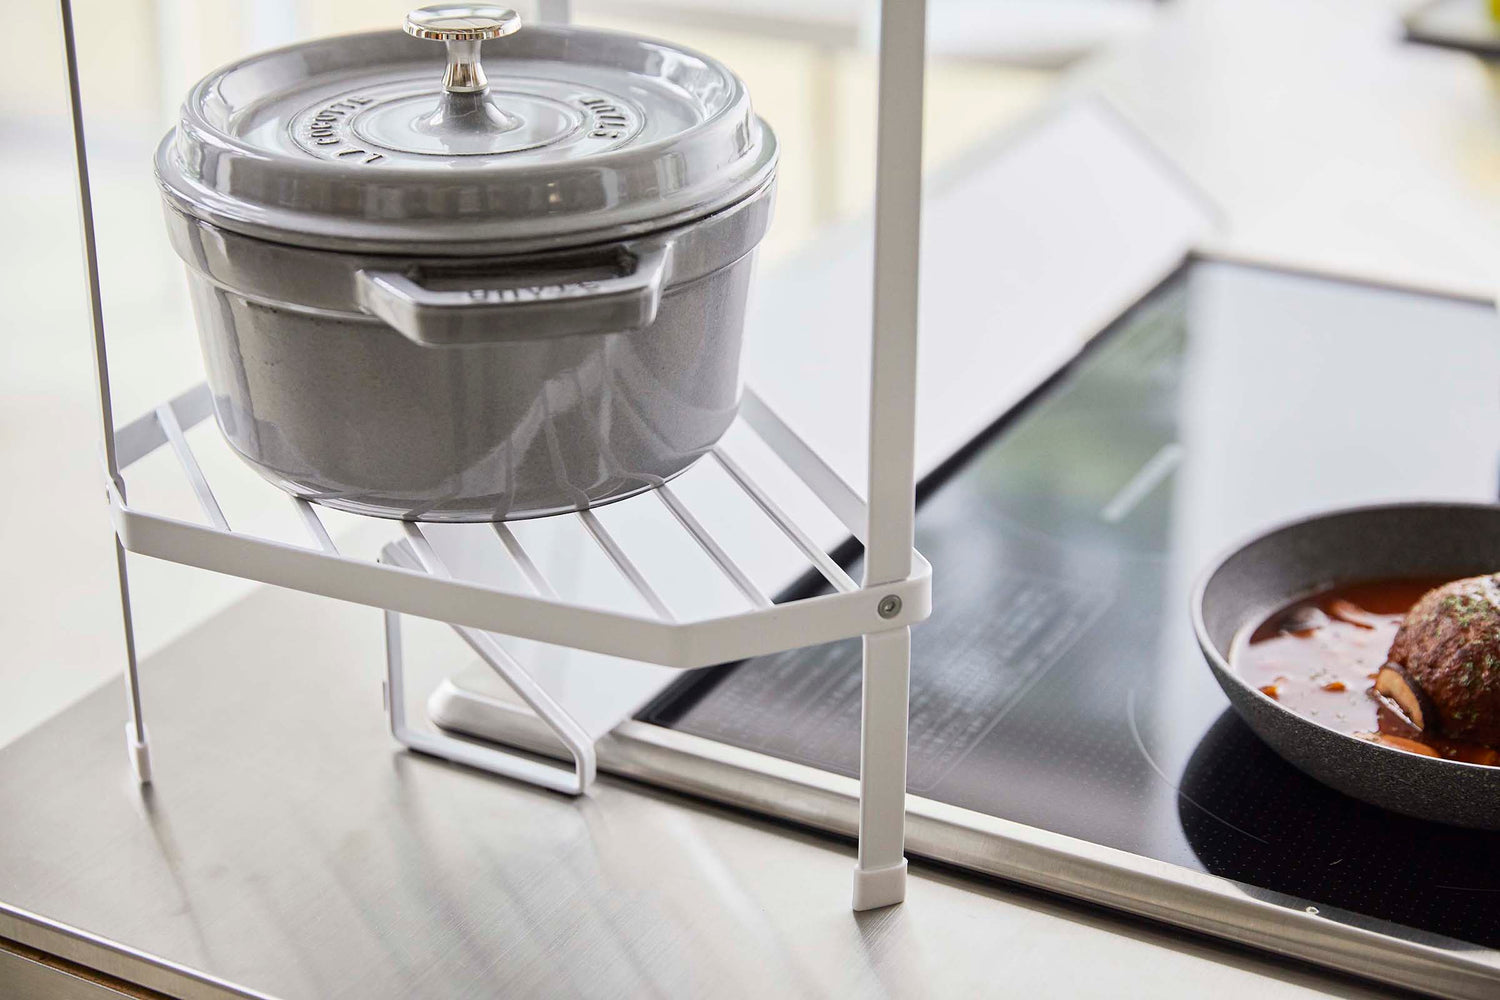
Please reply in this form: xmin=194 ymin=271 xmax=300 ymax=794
xmin=1180 ymin=710 xmax=1500 ymax=949
xmin=641 ymin=260 xmax=1500 ymax=949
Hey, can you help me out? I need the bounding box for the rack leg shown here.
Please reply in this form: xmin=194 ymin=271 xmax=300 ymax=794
xmin=115 ymin=539 xmax=151 ymax=785
xmin=852 ymin=625 xmax=910 ymax=910
xmin=378 ymin=542 xmax=596 ymax=795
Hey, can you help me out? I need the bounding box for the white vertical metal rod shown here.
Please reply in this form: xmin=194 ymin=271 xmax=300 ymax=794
xmin=113 ymin=539 xmax=150 ymax=783
xmin=534 ymin=0 xmax=571 ymax=24
xmin=853 ymin=626 xmax=911 ymax=909
xmin=59 ymin=0 xmax=120 ymax=491
xmin=59 ymin=0 xmax=151 ymax=784
xmin=864 ymin=0 xmax=923 ymax=587
xmin=853 ymin=0 xmax=926 ymax=910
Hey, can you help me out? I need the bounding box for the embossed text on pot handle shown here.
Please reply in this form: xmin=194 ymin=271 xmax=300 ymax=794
xmin=354 ymin=243 xmax=674 ymax=347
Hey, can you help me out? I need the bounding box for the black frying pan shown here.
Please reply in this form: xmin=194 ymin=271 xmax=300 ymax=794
xmin=1192 ymin=501 xmax=1500 ymax=829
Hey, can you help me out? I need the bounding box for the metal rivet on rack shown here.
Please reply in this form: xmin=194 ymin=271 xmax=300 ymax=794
xmin=58 ymin=0 xmax=928 ymax=910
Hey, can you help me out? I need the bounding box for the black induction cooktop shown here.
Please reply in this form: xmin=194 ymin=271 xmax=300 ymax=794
xmin=639 ymin=259 xmax=1500 ymax=951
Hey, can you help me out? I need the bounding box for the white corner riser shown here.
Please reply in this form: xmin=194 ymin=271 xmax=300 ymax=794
xmin=64 ymin=0 xmax=928 ymax=916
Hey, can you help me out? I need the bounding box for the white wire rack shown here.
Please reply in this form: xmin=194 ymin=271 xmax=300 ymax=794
xmin=60 ymin=0 xmax=929 ymax=910
xmin=110 ymin=382 xmax=932 ymax=796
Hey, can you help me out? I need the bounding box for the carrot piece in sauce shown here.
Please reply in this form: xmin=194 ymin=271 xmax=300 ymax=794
xmin=1371 ymin=734 xmax=1440 ymax=757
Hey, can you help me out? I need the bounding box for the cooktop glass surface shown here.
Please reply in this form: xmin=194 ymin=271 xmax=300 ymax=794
xmin=640 ymin=260 xmax=1500 ymax=949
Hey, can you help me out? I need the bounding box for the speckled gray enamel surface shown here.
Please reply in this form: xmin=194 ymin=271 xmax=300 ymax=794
xmin=164 ymin=181 xmax=774 ymax=521
xmin=1193 ymin=502 xmax=1500 ymax=829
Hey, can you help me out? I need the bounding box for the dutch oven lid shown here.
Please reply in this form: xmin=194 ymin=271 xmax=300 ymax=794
xmin=155 ymin=5 xmax=777 ymax=253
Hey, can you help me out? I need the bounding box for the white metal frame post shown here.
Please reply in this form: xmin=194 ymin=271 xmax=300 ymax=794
xmin=854 ymin=0 xmax=925 ymax=911
xmin=59 ymin=0 xmax=152 ymax=785
xmin=533 ymin=0 xmax=572 ymax=24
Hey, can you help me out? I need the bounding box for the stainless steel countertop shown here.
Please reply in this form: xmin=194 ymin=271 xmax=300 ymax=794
xmin=0 ymin=582 xmax=1403 ymax=1000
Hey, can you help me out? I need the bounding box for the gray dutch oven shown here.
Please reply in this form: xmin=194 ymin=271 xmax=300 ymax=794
xmin=155 ymin=5 xmax=777 ymax=521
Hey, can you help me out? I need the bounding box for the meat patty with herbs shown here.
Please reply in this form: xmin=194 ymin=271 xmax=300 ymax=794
xmin=1386 ymin=575 xmax=1500 ymax=746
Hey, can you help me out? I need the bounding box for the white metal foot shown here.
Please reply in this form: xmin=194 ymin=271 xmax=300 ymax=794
xmin=852 ymin=858 xmax=907 ymax=911
xmin=112 ymin=538 xmax=153 ymax=787
xmin=379 ymin=541 xmax=598 ymax=795
xmin=126 ymin=724 xmax=152 ymax=785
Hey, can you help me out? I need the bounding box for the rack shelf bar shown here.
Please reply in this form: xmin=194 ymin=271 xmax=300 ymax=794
xmin=656 ymin=485 xmax=773 ymax=610
xmin=711 ymin=448 xmax=860 ymax=594
xmin=156 ymin=404 xmax=229 ymax=531
xmin=491 ymin=523 xmax=559 ymax=598
xmin=294 ymin=499 xmax=338 ymax=554
xmin=578 ymin=510 xmax=676 ymax=621
xmin=740 ymin=387 xmax=869 ymax=543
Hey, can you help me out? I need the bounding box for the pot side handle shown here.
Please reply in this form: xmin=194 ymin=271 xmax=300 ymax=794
xmin=355 ymin=243 xmax=671 ymax=347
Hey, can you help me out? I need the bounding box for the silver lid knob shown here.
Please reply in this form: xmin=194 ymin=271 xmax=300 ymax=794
xmin=405 ymin=5 xmax=521 ymax=95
